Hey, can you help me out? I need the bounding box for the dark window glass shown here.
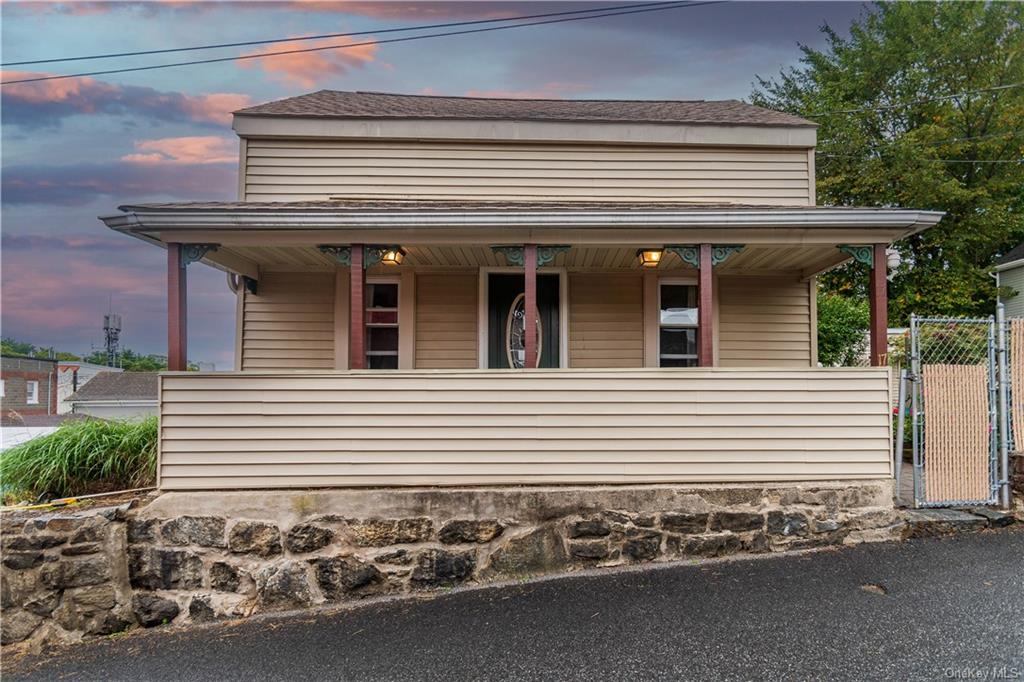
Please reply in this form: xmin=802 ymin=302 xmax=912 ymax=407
xmin=368 ymin=355 xmax=399 ymax=369
xmin=660 ymin=328 xmax=697 ymax=356
xmin=367 ymin=283 xmax=398 ymax=309
xmin=366 ymin=310 xmax=398 ymax=325
xmin=367 ymin=327 xmax=399 ymax=353
xmin=660 ymin=357 xmax=698 ymax=368
xmin=660 ymin=284 xmax=698 ymax=326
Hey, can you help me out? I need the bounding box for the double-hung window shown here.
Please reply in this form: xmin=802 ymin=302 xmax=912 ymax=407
xmin=26 ymin=380 xmax=39 ymax=405
xmin=659 ymin=281 xmax=699 ymax=367
xmin=365 ymin=280 xmax=400 ymax=369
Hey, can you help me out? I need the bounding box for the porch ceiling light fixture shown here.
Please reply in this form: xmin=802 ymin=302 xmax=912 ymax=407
xmin=637 ymin=248 xmax=664 ymax=268
xmin=380 ymin=246 xmax=406 ymax=266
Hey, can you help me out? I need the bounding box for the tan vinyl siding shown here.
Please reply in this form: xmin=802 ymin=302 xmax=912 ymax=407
xmin=158 ymin=368 xmax=892 ymax=489
xmin=240 ymin=271 xmax=335 ymax=370
xmin=243 ymin=139 xmax=813 ymax=205
xmin=569 ymin=273 xmax=643 ymax=367
xmin=718 ymin=276 xmax=812 ymax=367
xmin=999 ymin=266 xmax=1024 ymax=319
xmin=415 ymin=273 xmax=478 ymax=368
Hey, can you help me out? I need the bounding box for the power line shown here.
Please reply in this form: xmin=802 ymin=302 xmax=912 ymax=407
xmin=1 ymin=1 xmax=685 ymax=67
xmin=0 ymin=2 xmax=722 ymax=86
xmin=819 ymin=129 xmax=1024 ymax=149
xmin=816 ymin=153 xmax=1023 ymax=164
xmin=806 ymin=82 xmax=1024 ymax=117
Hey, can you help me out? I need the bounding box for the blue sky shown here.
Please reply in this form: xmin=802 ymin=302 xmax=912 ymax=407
xmin=1 ymin=1 xmax=867 ymax=368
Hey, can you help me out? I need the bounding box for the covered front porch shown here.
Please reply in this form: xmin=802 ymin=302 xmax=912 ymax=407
xmin=99 ymin=200 xmax=941 ymax=491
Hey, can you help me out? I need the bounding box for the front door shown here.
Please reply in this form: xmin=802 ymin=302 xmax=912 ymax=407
xmin=487 ymin=273 xmax=560 ymax=368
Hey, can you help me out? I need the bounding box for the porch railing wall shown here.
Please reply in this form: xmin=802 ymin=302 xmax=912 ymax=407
xmin=157 ymin=368 xmax=891 ymax=490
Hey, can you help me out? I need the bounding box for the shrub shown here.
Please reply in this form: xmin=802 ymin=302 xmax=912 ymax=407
xmin=817 ymin=292 xmax=870 ymax=367
xmin=0 ymin=417 xmax=157 ymax=502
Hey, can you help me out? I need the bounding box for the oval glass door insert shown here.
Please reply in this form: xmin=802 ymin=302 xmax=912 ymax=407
xmin=505 ymin=292 xmax=542 ymax=368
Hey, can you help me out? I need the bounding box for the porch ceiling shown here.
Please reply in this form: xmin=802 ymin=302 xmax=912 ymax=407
xmin=222 ymin=243 xmax=844 ymax=275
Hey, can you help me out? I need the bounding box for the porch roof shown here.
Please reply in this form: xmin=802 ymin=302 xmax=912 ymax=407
xmin=102 ymin=199 xmax=943 ymax=231
xmin=98 ymin=200 xmax=943 ymax=281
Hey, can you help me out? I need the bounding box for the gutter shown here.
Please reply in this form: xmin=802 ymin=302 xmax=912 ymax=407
xmin=100 ymin=208 xmax=945 ymax=233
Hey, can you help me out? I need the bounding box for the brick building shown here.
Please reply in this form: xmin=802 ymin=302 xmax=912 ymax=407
xmin=1 ymin=355 xmax=59 ymax=421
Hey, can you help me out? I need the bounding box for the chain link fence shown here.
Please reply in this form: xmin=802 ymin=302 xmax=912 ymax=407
xmin=906 ymin=314 xmax=1004 ymax=507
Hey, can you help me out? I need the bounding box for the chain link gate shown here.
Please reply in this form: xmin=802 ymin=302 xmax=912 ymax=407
xmin=907 ymin=312 xmax=1008 ymax=507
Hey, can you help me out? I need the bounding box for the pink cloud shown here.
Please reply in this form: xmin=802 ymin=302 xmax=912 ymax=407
xmin=121 ymin=136 xmax=238 ymax=165
xmin=1 ymin=71 xmax=251 ymax=128
xmin=464 ymin=82 xmax=590 ymax=99
xmin=238 ymin=36 xmax=377 ymax=87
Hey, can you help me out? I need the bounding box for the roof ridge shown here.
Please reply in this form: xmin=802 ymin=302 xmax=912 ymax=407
xmin=348 ymin=90 xmax=711 ymax=104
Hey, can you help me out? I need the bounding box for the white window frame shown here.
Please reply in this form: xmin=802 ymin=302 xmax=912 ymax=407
xmin=26 ymin=380 xmax=39 ymax=405
xmin=0 ymin=379 xmax=5 ymax=398
xmin=365 ymin=276 xmax=401 ymax=370
xmin=658 ymin=278 xmax=700 ymax=368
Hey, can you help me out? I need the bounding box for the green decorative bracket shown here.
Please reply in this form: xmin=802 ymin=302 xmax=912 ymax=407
xmin=491 ymin=246 xmax=524 ymax=266
xmin=711 ymin=245 xmax=745 ymax=266
xmin=668 ymin=244 xmax=746 ymax=268
xmin=491 ymin=245 xmax=571 ymax=267
xmin=181 ymin=243 xmax=218 ymax=268
xmin=666 ymin=245 xmax=699 ymax=268
xmin=838 ymin=244 xmax=873 ymax=267
xmin=318 ymin=245 xmax=404 ymax=268
xmin=537 ymin=246 xmax=571 ymax=266
xmin=318 ymin=245 xmax=351 ymax=266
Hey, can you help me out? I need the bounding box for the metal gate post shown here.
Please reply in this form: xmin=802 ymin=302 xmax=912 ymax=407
xmin=910 ymin=314 xmax=922 ymax=507
xmin=894 ymin=369 xmax=908 ymax=500
xmin=996 ymin=303 xmax=1011 ymax=508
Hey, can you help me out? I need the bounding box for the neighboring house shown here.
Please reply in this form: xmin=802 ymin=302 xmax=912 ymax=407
xmin=99 ymin=90 xmax=942 ymax=492
xmin=57 ymin=361 xmax=122 ymax=414
xmin=0 ymin=355 xmax=58 ymax=419
xmin=67 ymin=372 xmax=158 ymax=421
xmin=994 ymin=243 xmax=1024 ymax=318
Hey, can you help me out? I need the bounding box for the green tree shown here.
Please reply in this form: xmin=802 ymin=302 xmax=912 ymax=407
xmin=1 ymin=338 xmax=36 ymax=356
xmin=0 ymin=338 xmax=79 ymax=360
xmin=753 ymin=2 xmax=1024 ymax=323
xmin=816 ymin=291 xmax=870 ymax=366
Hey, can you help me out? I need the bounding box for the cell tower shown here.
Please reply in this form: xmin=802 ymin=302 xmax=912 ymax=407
xmin=103 ymin=313 xmax=122 ymax=367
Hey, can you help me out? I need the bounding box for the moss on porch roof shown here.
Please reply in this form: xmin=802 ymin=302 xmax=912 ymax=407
xmin=233 ymin=90 xmax=816 ymax=128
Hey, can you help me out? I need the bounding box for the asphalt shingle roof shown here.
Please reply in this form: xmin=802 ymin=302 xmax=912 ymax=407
xmin=68 ymin=372 xmax=159 ymax=402
xmin=996 ymin=243 xmax=1024 ymax=266
xmin=234 ymin=90 xmax=816 ymax=128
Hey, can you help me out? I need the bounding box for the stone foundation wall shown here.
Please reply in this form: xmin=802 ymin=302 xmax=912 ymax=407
xmin=1012 ymin=454 xmax=1024 ymax=508
xmin=2 ymin=481 xmax=900 ymax=650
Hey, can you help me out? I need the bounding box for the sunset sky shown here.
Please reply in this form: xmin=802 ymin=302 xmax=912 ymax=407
xmin=1 ymin=0 xmax=866 ymax=368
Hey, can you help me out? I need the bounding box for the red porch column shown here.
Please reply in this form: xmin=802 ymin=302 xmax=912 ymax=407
xmin=524 ymin=244 xmax=538 ymax=369
xmin=167 ymin=243 xmax=187 ymax=371
xmin=869 ymin=243 xmax=888 ymax=367
xmin=349 ymin=245 xmax=366 ymax=369
xmin=697 ymin=243 xmax=714 ymax=367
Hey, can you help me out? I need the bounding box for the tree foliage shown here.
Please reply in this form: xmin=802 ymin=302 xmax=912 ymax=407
xmin=753 ymin=2 xmax=1024 ymax=323
xmin=816 ymin=291 xmax=870 ymax=366
xmin=2 ymin=338 xmax=191 ymax=371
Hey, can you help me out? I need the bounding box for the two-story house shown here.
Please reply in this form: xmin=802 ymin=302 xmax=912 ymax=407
xmin=100 ymin=91 xmax=942 ymax=493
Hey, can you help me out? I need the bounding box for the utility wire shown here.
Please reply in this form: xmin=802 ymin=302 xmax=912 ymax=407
xmin=806 ymin=82 xmax=1024 ymax=116
xmin=818 ymin=130 xmax=1024 ymax=149
xmin=1 ymin=1 xmax=686 ymax=67
xmin=0 ymin=1 xmax=722 ymax=85
xmin=816 ymin=153 xmax=1023 ymax=164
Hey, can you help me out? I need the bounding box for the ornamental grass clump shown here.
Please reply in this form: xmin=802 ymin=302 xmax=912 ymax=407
xmin=0 ymin=416 xmax=157 ymax=502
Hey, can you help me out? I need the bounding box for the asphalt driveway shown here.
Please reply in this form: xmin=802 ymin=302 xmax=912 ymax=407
xmin=7 ymin=528 xmax=1024 ymax=681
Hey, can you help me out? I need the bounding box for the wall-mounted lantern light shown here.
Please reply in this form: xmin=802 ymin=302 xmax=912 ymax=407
xmin=637 ymin=248 xmax=664 ymax=268
xmin=380 ymin=247 xmax=406 ymax=266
